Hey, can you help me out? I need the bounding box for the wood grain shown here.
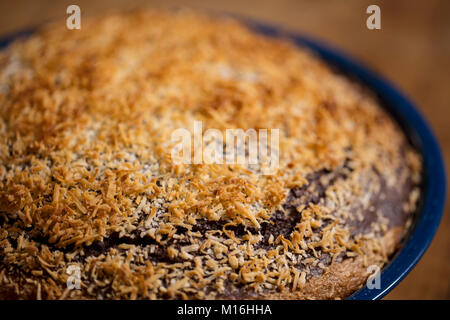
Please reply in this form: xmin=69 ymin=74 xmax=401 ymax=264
xmin=0 ymin=0 xmax=448 ymax=299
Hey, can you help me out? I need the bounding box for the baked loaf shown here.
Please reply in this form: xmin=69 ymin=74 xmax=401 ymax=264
xmin=0 ymin=10 xmax=422 ymax=299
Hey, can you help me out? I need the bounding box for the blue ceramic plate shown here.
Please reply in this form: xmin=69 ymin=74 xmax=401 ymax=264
xmin=0 ymin=19 xmax=446 ymax=300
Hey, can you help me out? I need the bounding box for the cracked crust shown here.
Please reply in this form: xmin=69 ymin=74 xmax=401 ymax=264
xmin=0 ymin=9 xmax=422 ymax=299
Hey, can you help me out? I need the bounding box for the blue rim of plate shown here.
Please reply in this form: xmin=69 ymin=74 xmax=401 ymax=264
xmin=0 ymin=20 xmax=446 ymax=300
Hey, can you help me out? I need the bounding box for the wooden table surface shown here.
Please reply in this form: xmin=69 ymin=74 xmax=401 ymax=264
xmin=0 ymin=0 xmax=448 ymax=299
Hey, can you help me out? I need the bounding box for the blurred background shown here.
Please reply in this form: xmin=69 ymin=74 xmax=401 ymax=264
xmin=0 ymin=0 xmax=448 ymax=299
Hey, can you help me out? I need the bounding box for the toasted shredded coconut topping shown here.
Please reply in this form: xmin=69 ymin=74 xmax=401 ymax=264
xmin=0 ymin=9 xmax=421 ymax=300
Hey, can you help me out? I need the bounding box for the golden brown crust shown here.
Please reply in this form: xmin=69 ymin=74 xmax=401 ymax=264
xmin=229 ymin=227 xmax=403 ymax=300
xmin=0 ymin=9 xmax=421 ymax=300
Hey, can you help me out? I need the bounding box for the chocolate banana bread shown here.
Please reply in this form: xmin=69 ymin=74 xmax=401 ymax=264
xmin=0 ymin=9 xmax=422 ymax=299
